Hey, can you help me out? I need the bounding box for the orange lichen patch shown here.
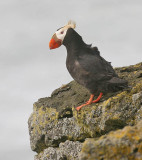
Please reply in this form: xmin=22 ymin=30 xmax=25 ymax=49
xmin=80 ymin=120 xmax=142 ymax=160
xmin=103 ymin=124 xmax=142 ymax=142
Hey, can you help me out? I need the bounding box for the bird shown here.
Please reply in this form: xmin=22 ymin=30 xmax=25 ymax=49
xmin=49 ymin=20 xmax=128 ymax=111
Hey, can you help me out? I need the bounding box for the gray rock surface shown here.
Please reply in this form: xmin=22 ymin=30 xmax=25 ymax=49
xmin=28 ymin=62 xmax=142 ymax=159
xmin=34 ymin=140 xmax=82 ymax=160
xmin=80 ymin=120 xmax=142 ymax=160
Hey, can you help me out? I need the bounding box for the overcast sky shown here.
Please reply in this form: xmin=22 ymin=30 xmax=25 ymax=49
xmin=0 ymin=0 xmax=142 ymax=160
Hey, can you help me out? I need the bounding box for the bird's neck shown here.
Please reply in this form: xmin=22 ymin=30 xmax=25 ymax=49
xmin=65 ymin=38 xmax=84 ymax=52
xmin=63 ymin=29 xmax=86 ymax=56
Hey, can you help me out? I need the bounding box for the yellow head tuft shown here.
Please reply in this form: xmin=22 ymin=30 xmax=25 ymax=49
xmin=63 ymin=20 xmax=76 ymax=30
xmin=67 ymin=20 xmax=76 ymax=29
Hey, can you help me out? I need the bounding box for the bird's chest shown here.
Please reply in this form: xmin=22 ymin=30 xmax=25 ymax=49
xmin=66 ymin=58 xmax=80 ymax=77
xmin=66 ymin=56 xmax=89 ymax=84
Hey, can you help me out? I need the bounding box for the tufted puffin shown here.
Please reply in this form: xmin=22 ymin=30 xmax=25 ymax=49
xmin=49 ymin=21 xmax=128 ymax=111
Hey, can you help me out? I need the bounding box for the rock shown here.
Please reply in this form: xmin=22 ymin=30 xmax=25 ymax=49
xmin=80 ymin=120 xmax=142 ymax=160
xmin=34 ymin=140 xmax=82 ymax=160
xmin=28 ymin=62 xmax=142 ymax=159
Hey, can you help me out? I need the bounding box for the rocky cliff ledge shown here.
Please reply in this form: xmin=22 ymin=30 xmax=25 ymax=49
xmin=28 ymin=62 xmax=142 ymax=160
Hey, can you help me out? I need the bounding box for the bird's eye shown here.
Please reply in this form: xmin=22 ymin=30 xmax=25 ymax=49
xmin=61 ymin=31 xmax=64 ymax=34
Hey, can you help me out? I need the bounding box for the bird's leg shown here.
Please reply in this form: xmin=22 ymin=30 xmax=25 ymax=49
xmin=76 ymin=92 xmax=103 ymax=111
xmin=76 ymin=94 xmax=94 ymax=111
xmin=92 ymin=92 xmax=103 ymax=103
xmin=85 ymin=94 xmax=94 ymax=104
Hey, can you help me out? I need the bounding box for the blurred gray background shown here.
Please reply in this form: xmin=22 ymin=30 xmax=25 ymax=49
xmin=0 ymin=0 xmax=142 ymax=159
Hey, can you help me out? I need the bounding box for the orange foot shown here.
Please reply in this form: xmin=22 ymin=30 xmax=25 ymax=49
xmin=76 ymin=92 xmax=103 ymax=111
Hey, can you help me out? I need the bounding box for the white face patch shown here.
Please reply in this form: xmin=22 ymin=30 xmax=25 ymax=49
xmin=55 ymin=28 xmax=67 ymax=42
xmin=54 ymin=20 xmax=76 ymax=43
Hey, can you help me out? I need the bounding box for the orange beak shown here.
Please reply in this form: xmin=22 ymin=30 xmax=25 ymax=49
xmin=49 ymin=38 xmax=62 ymax=50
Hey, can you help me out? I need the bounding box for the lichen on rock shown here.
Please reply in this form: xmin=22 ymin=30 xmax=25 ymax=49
xmin=34 ymin=140 xmax=82 ymax=160
xmin=80 ymin=120 xmax=142 ymax=160
xmin=28 ymin=62 xmax=142 ymax=159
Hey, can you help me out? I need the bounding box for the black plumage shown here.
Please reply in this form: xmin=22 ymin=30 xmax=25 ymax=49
xmin=63 ymin=28 xmax=128 ymax=95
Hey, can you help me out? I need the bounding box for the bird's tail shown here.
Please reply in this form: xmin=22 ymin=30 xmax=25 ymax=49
xmin=108 ymin=77 xmax=128 ymax=91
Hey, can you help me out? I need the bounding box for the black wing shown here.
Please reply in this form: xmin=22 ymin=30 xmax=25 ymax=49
xmin=78 ymin=50 xmax=118 ymax=82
